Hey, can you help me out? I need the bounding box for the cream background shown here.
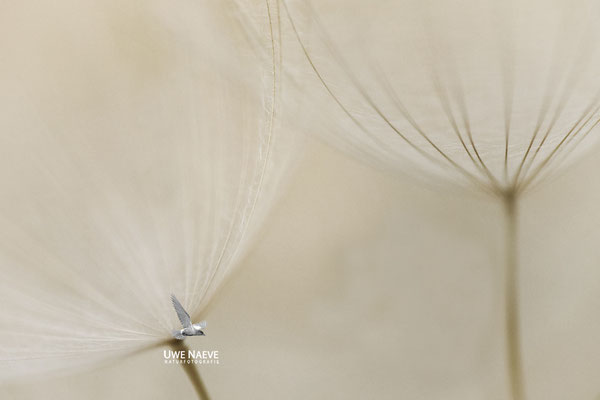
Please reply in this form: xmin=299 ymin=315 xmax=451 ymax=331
xmin=2 ymin=0 xmax=600 ymax=398
xmin=3 ymin=139 xmax=600 ymax=399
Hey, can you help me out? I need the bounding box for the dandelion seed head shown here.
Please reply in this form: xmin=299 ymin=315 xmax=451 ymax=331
xmin=0 ymin=0 xmax=295 ymax=380
xmin=282 ymin=0 xmax=600 ymax=194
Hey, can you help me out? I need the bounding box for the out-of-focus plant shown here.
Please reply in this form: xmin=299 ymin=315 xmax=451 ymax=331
xmin=0 ymin=0 xmax=291 ymax=398
xmin=276 ymin=0 xmax=600 ymax=398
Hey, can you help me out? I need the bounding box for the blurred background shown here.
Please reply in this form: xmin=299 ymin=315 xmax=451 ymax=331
xmin=3 ymin=138 xmax=600 ymax=399
xmin=2 ymin=1 xmax=600 ymax=399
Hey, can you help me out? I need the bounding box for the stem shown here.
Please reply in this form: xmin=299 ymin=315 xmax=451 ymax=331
xmin=503 ymin=191 xmax=525 ymax=400
xmin=169 ymin=340 xmax=212 ymax=400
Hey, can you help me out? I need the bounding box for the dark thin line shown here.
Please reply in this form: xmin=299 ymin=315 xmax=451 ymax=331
xmin=519 ymin=110 xmax=600 ymax=192
xmin=497 ymin=6 xmax=515 ymax=186
xmin=458 ymin=92 xmax=498 ymax=185
xmin=517 ymin=44 xmax=593 ymax=182
xmin=437 ymin=69 xmax=502 ymax=189
xmin=522 ymin=115 xmax=600 ymax=193
xmin=373 ymin=62 xmax=493 ymax=190
xmin=418 ymin=11 xmax=500 ymax=188
xmin=512 ymin=5 xmax=594 ymax=187
xmin=429 ymin=71 xmax=487 ymax=176
xmin=512 ymin=26 xmax=572 ymax=186
xmin=417 ymin=8 xmax=502 ymax=190
xmin=512 ymin=91 xmax=557 ymax=187
xmin=518 ymin=89 xmax=600 ymax=192
xmin=282 ymin=1 xmax=495 ymax=193
xmin=503 ymin=89 xmax=513 ymax=185
xmin=519 ymin=92 xmax=597 ymax=187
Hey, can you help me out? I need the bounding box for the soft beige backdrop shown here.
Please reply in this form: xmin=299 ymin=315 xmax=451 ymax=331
xmin=2 ymin=0 xmax=600 ymax=397
xmin=3 ymin=139 xmax=600 ymax=399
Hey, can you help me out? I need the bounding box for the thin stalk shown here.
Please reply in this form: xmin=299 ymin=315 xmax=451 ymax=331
xmin=503 ymin=191 xmax=525 ymax=400
xmin=169 ymin=340 xmax=211 ymax=400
